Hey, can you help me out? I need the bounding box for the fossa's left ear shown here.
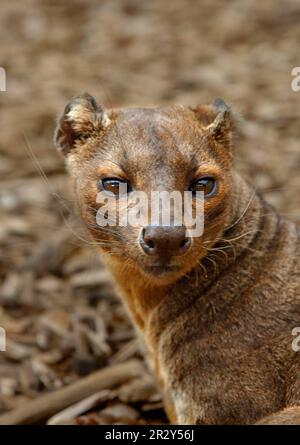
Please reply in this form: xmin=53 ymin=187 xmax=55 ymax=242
xmin=192 ymin=98 xmax=234 ymax=150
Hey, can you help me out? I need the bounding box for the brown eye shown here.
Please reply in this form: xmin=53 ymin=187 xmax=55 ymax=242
xmin=190 ymin=177 xmax=217 ymax=198
xmin=98 ymin=178 xmax=131 ymax=195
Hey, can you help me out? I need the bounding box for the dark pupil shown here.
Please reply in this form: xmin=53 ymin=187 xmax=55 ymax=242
xmin=194 ymin=178 xmax=214 ymax=195
xmin=103 ymin=179 xmax=125 ymax=194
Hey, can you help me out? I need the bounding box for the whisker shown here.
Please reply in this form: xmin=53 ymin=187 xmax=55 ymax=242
xmin=225 ymin=189 xmax=257 ymax=232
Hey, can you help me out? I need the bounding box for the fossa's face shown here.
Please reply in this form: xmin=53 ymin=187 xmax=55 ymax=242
xmin=56 ymin=95 xmax=234 ymax=285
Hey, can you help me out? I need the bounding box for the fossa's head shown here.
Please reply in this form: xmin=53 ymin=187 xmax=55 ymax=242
xmin=55 ymin=94 xmax=235 ymax=285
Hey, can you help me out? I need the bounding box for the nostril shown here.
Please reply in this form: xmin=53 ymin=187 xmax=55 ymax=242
xmin=179 ymin=237 xmax=191 ymax=252
xmin=140 ymin=228 xmax=156 ymax=254
xmin=147 ymin=239 xmax=155 ymax=249
xmin=180 ymin=238 xmax=188 ymax=248
xmin=142 ymin=228 xmax=155 ymax=248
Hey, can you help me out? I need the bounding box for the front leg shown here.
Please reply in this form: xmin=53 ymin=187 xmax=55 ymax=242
xmin=256 ymin=406 xmax=300 ymax=425
xmin=257 ymin=354 xmax=300 ymax=425
xmin=163 ymin=391 xmax=178 ymax=424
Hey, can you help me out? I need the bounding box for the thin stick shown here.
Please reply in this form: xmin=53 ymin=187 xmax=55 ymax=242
xmin=0 ymin=360 xmax=144 ymax=425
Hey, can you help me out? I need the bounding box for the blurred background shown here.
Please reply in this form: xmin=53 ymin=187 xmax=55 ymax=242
xmin=0 ymin=0 xmax=299 ymax=424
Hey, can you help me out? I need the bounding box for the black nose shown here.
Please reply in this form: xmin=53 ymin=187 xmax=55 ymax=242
xmin=140 ymin=225 xmax=192 ymax=257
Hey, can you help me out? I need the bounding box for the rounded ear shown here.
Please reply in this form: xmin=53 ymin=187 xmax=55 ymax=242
xmin=192 ymin=98 xmax=234 ymax=150
xmin=54 ymin=93 xmax=110 ymax=156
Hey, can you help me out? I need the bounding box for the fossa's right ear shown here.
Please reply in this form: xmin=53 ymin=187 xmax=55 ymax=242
xmin=54 ymin=93 xmax=110 ymax=156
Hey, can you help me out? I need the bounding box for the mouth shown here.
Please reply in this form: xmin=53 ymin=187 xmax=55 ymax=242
xmin=142 ymin=263 xmax=181 ymax=277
